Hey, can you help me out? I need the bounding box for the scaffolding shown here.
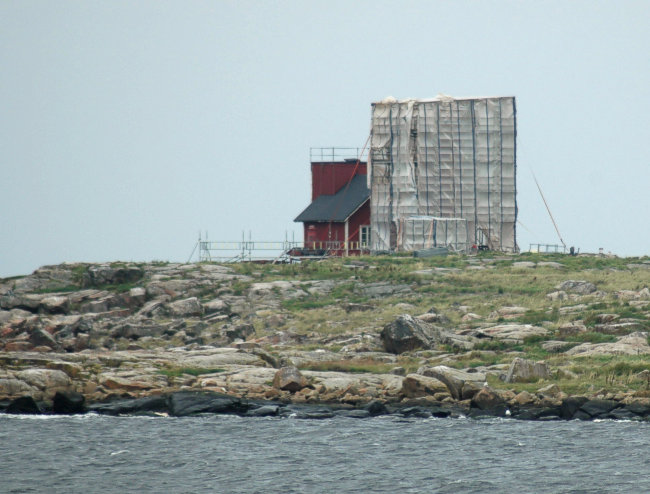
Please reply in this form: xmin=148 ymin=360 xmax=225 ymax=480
xmin=310 ymin=147 xmax=369 ymax=162
xmin=191 ymin=233 xmax=369 ymax=263
xmin=369 ymin=95 xmax=517 ymax=253
xmin=398 ymin=216 xmax=469 ymax=252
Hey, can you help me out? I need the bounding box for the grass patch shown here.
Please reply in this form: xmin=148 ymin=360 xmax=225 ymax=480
xmin=474 ymin=340 xmax=523 ymax=352
xmin=517 ymin=308 xmax=559 ymax=325
xmin=562 ymin=332 xmax=618 ymax=344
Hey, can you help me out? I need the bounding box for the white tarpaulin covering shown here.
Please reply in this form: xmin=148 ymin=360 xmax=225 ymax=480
xmin=368 ymin=95 xmax=517 ymax=252
xmin=398 ymin=216 xmax=469 ymax=252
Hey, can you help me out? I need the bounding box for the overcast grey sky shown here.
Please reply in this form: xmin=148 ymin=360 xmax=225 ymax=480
xmin=1 ymin=1 xmax=649 ymax=277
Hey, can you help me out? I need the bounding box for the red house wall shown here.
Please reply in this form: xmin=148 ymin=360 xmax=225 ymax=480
xmin=303 ymin=200 xmax=370 ymax=255
xmin=311 ymin=162 xmax=367 ymax=200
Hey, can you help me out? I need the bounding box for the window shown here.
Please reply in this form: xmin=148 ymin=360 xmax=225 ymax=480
xmin=360 ymin=225 xmax=370 ymax=248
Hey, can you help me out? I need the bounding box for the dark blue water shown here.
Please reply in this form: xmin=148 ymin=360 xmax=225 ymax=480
xmin=1 ymin=414 xmax=649 ymax=493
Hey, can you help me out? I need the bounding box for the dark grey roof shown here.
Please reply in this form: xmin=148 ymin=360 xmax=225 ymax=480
xmin=294 ymin=174 xmax=369 ymax=223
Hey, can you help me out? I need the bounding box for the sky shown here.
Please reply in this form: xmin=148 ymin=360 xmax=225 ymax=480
xmin=1 ymin=1 xmax=649 ymax=277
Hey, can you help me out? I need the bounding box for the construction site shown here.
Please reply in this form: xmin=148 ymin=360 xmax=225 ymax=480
xmin=195 ymin=95 xmax=534 ymax=263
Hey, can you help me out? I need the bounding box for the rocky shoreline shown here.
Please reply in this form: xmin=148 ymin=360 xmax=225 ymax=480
xmin=3 ymin=385 xmax=650 ymax=422
xmin=2 ymin=258 xmax=650 ymax=421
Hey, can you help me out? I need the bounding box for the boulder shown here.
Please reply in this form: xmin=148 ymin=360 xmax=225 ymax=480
xmin=29 ymin=328 xmax=59 ymax=349
xmin=245 ymin=405 xmax=280 ymax=417
xmin=223 ymin=323 xmax=255 ymax=342
xmin=52 ymin=391 xmax=86 ymax=414
xmin=565 ymin=332 xmax=650 ymax=356
xmin=5 ymin=396 xmax=41 ymax=414
xmin=40 ymin=296 xmax=70 ymax=314
xmin=380 ymin=315 xmax=432 ymax=353
xmin=88 ymin=396 xmax=168 ymax=416
xmin=272 ymin=366 xmax=308 ymax=393
xmin=82 ymin=265 xmax=143 ymax=288
xmin=505 ymin=358 xmax=551 ymax=383
xmin=557 ymin=280 xmax=597 ymax=295
xmin=203 ymin=298 xmax=231 ymax=316
xmin=471 ymin=387 xmax=507 ymax=415
xmin=416 ymin=312 xmax=451 ymax=325
xmin=14 ymin=369 xmax=71 ymax=395
xmin=475 ymin=324 xmax=549 ymax=343
xmin=123 ymin=287 xmax=146 ymax=308
xmin=417 ymin=365 xmax=486 ymax=400
xmin=537 ymin=383 xmax=562 ymax=397
xmin=137 ymin=299 xmax=167 ymax=317
xmin=541 ymin=340 xmax=571 ymax=353
xmin=594 ymin=322 xmax=643 ymax=335
xmin=513 ymin=390 xmax=537 ymax=406
xmin=381 ymin=314 xmax=475 ymax=354
xmin=579 ymin=399 xmax=620 ymax=418
xmin=557 ymin=323 xmax=587 ymax=337
xmin=365 ymin=400 xmax=389 ymax=416
xmin=0 ymin=378 xmax=37 ymax=398
xmin=167 ymin=391 xmax=249 ymax=416
xmin=167 ymin=297 xmax=203 ymax=318
xmin=560 ymin=396 xmax=589 ymax=419
xmin=401 ymin=374 xmax=448 ymax=398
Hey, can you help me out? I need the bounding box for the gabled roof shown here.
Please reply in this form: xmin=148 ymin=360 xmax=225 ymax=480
xmin=294 ymin=174 xmax=369 ymax=223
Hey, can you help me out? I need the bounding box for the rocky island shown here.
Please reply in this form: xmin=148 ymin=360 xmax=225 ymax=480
xmin=1 ymin=253 xmax=650 ymax=420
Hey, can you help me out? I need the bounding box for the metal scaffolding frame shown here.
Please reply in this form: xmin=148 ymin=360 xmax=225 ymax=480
xmin=369 ymin=95 xmax=517 ymax=253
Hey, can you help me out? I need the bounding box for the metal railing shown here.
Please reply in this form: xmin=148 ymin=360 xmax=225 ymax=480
xmin=310 ymin=147 xmax=368 ymax=162
xmin=197 ymin=239 xmax=371 ymax=263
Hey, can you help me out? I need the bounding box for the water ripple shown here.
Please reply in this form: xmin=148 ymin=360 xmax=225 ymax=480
xmin=1 ymin=415 xmax=649 ymax=493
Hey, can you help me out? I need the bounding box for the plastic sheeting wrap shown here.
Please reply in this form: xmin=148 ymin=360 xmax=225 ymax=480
xmin=399 ymin=216 xmax=468 ymax=252
xmin=368 ymin=95 xmax=517 ymax=252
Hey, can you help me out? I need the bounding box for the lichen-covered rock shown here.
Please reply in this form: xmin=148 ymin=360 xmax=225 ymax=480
xmin=565 ymin=332 xmax=650 ymax=356
xmin=167 ymin=297 xmax=203 ymax=318
xmin=557 ymin=280 xmax=597 ymax=295
xmin=14 ymin=368 xmax=72 ymax=394
xmin=380 ymin=315 xmax=433 ymax=354
xmin=272 ymin=366 xmax=307 ymax=393
xmin=401 ymin=374 xmax=447 ymax=398
xmin=82 ymin=265 xmax=143 ymax=288
xmin=558 ymin=322 xmax=587 ymax=337
xmin=381 ymin=314 xmax=475 ymax=354
xmin=40 ymin=296 xmax=70 ymax=314
xmin=505 ymin=358 xmax=551 ymax=383
xmin=471 ymin=387 xmax=507 ymax=412
xmin=416 ymin=365 xmax=486 ymax=400
xmin=0 ymin=378 xmax=38 ymax=398
xmin=475 ymin=324 xmax=549 ymax=343
xmin=203 ymin=298 xmax=230 ymax=315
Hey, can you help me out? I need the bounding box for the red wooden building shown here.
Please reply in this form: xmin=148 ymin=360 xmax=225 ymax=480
xmin=294 ymin=156 xmax=370 ymax=256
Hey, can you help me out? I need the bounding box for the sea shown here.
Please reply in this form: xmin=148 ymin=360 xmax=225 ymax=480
xmin=1 ymin=414 xmax=649 ymax=494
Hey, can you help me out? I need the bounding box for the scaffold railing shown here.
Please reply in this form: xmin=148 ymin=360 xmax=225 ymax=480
xmin=310 ymin=147 xmax=368 ymax=162
xmin=195 ymin=238 xmax=371 ymax=263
